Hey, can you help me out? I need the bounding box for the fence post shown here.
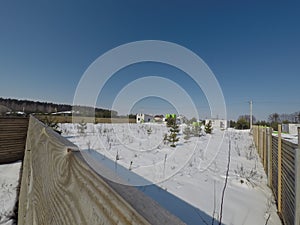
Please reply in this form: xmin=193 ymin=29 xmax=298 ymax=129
xmin=263 ymin=127 xmax=267 ymax=171
xmin=260 ymin=127 xmax=264 ymax=159
xmin=294 ymin=127 xmax=300 ymax=225
xmin=256 ymin=126 xmax=259 ymax=150
xmin=268 ymin=127 xmax=273 ymax=187
xmin=255 ymin=126 xmax=258 ymax=148
xmin=278 ymin=124 xmax=282 ymax=213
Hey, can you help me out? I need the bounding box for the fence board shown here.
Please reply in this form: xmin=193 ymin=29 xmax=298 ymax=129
xmin=253 ymin=125 xmax=299 ymax=225
xmin=0 ymin=117 xmax=29 ymax=164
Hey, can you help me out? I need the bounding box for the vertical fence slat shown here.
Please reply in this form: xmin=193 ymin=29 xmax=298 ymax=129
xmin=263 ymin=128 xmax=267 ymax=171
xmin=295 ymin=127 xmax=300 ymax=225
xmin=268 ymin=127 xmax=273 ymax=187
xmin=259 ymin=127 xmax=263 ymax=158
xmin=278 ymin=124 xmax=282 ymax=213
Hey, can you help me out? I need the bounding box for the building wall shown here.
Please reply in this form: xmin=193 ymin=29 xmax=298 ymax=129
xmin=205 ymin=119 xmax=228 ymax=129
xmin=136 ymin=114 xmax=153 ymax=123
xmin=288 ymin=124 xmax=300 ymax=135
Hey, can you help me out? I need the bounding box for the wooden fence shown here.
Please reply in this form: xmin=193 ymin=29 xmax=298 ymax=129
xmin=18 ymin=116 xmax=185 ymax=225
xmin=253 ymin=125 xmax=300 ymax=225
xmin=0 ymin=117 xmax=29 ymax=164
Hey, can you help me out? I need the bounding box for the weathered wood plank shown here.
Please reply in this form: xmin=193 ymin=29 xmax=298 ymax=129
xmin=294 ymin=127 xmax=300 ymax=225
xmin=0 ymin=117 xmax=29 ymax=164
xmin=278 ymin=124 xmax=282 ymax=213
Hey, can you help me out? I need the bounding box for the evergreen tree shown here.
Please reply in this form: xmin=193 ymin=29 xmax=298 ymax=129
xmin=147 ymin=127 xmax=152 ymax=136
xmin=77 ymin=120 xmax=87 ymax=135
xmin=183 ymin=126 xmax=191 ymax=140
xmin=163 ymin=133 xmax=169 ymax=145
xmin=166 ymin=117 xmax=176 ymax=127
xmin=192 ymin=123 xmax=202 ymax=137
xmin=205 ymin=120 xmax=213 ymax=134
xmin=167 ymin=120 xmax=180 ymax=147
xmin=235 ymin=118 xmax=249 ymax=130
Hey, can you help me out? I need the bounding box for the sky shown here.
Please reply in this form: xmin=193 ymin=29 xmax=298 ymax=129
xmin=0 ymin=0 xmax=299 ymax=120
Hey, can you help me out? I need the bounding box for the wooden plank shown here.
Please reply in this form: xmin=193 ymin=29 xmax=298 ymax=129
xmin=263 ymin=128 xmax=267 ymax=171
xmin=282 ymin=139 xmax=298 ymax=149
xmin=278 ymin=124 xmax=282 ymax=213
xmin=268 ymin=128 xmax=273 ymax=186
xmin=0 ymin=117 xmax=29 ymax=164
xmin=294 ymin=127 xmax=300 ymax=225
xmin=259 ymin=127 xmax=262 ymax=158
xmin=272 ymin=136 xmax=278 ymax=199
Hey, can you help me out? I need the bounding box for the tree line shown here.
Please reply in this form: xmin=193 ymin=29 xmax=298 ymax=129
xmin=230 ymin=111 xmax=300 ymax=130
xmin=0 ymin=97 xmax=117 ymax=117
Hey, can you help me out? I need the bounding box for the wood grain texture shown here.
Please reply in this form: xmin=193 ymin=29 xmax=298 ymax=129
xmin=18 ymin=116 xmax=186 ymax=225
xmin=0 ymin=117 xmax=29 ymax=164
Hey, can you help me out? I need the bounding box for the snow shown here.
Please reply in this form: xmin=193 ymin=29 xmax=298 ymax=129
xmin=0 ymin=122 xmax=284 ymax=225
xmin=273 ymin=132 xmax=298 ymax=145
xmin=59 ymin=123 xmax=283 ymax=225
xmin=0 ymin=161 xmax=21 ymax=225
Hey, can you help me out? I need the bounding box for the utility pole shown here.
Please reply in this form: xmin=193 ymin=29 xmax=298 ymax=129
xmin=249 ymin=100 xmax=253 ymax=130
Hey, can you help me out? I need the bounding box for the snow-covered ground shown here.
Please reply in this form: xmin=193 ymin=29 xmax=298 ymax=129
xmin=273 ymin=132 xmax=298 ymax=145
xmin=0 ymin=161 xmax=21 ymax=225
xmin=60 ymin=123 xmax=282 ymax=225
xmin=0 ymin=123 xmax=284 ymax=225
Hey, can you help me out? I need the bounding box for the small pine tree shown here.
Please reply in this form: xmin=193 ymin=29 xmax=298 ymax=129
xmin=167 ymin=121 xmax=180 ymax=147
xmin=166 ymin=116 xmax=176 ymax=127
xmin=205 ymin=120 xmax=213 ymax=134
xmin=163 ymin=133 xmax=169 ymax=145
xmin=183 ymin=126 xmax=191 ymax=140
xmin=77 ymin=120 xmax=87 ymax=135
xmin=147 ymin=127 xmax=152 ymax=136
xmin=192 ymin=123 xmax=202 ymax=137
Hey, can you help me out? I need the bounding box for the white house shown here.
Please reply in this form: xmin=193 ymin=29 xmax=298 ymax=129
xmin=136 ymin=113 xmax=153 ymax=123
xmin=282 ymin=123 xmax=300 ymax=135
xmin=205 ymin=119 xmax=228 ymax=130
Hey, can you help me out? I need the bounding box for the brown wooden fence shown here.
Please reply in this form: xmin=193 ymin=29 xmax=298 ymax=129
xmin=253 ymin=125 xmax=300 ymax=225
xmin=0 ymin=117 xmax=29 ymax=164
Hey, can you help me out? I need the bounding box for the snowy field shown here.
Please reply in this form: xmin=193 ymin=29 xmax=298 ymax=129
xmin=0 ymin=161 xmax=21 ymax=225
xmin=59 ymin=123 xmax=282 ymax=225
xmin=0 ymin=122 xmax=283 ymax=225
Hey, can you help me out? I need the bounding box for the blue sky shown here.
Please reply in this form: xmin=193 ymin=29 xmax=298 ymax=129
xmin=0 ymin=1 xmax=299 ymax=120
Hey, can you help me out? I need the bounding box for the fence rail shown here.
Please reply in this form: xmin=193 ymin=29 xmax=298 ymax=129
xmin=253 ymin=125 xmax=300 ymax=225
xmin=0 ymin=117 xmax=29 ymax=164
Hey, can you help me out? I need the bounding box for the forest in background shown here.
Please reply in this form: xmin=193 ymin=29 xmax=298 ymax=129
xmin=0 ymin=97 xmax=117 ymax=118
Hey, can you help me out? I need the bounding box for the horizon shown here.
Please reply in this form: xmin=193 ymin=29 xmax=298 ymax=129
xmin=1 ymin=96 xmax=300 ymax=122
xmin=1 ymin=1 xmax=299 ymax=121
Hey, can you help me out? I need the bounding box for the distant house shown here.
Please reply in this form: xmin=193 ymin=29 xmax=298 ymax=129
xmin=154 ymin=115 xmax=164 ymax=123
xmin=51 ymin=110 xmax=80 ymax=116
xmin=282 ymin=123 xmax=300 ymax=135
xmin=136 ymin=113 xmax=153 ymax=123
xmin=205 ymin=119 xmax=228 ymax=130
xmin=5 ymin=111 xmax=26 ymax=117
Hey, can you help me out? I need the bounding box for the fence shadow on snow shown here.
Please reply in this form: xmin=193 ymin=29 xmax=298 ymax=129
xmin=81 ymin=149 xmax=225 ymax=225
